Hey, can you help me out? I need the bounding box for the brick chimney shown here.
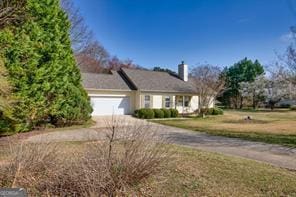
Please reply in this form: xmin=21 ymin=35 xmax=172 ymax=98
xmin=178 ymin=61 xmax=188 ymax=82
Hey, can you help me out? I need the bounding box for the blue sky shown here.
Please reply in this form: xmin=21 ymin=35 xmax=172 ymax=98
xmin=73 ymin=0 xmax=295 ymax=71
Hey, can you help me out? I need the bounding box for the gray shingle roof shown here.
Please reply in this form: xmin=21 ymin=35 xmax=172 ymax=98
xmin=121 ymin=68 xmax=198 ymax=93
xmin=81 ymin=71 xmax=132 ymax=91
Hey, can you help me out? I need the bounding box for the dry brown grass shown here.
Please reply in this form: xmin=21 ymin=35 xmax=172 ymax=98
xmin=153 ymin=110 xmax=296 ymax=147
xmin=0 ymin=117 xmax=171 ymax=196
xmin=174 ymin=110 xmax=296 ymax=135
xmin=1 ymin=136 xmax=296 ymax=196
xmin=143 ymin=146 xmax=296 ymax=196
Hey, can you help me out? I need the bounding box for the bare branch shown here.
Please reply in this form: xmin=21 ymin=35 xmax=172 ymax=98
xmin=61 ymin=0 xmax=93 ymax=54
xmin=190 ymin=64 xmax=225 ymax=116
xmin=0 ymin=0 xmax=27 ymax=29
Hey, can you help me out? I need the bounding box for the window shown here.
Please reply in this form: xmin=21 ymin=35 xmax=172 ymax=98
xmin=144 ymin=95 xmax=150 ymax=108
xmin=184 ymin=96 xmax=190 ymax=107
xmin=165 ymin=96 xmax=171 ymax=108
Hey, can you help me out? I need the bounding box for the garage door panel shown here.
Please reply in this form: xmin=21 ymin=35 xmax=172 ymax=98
xmin=91 ymin=96 xmax=131 ymax=116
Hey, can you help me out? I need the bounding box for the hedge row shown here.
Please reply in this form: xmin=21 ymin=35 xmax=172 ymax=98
xmin=135 ymin=108 xmax=179 ymax=119
xmin=207 ymin=107 xmax=224 ymax=115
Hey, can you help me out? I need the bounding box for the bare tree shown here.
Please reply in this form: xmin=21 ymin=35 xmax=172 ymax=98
xmin=61 ymin=0 xmax=141 ymax=73
xmin=272 ymin=25 xmax=296 ymax=85
xmin=239 ymin=75 xmax=267 ymax=109
xmin=107 ymin=56 xmax=138 ymax=71
xmin=76 ymin=41 xmax=110 ymax=73
xmin=61 ymin=0 xmax=93 ymax=53
xmin=0 ymin=0 xmax=26 ymax=29
xmin=61 ymin=0 xmax=113 ymax=73
xmin=266 ymin=68 xmax=293 ymax=110
xmin=191 ymin=64 xmax=225 ymax=117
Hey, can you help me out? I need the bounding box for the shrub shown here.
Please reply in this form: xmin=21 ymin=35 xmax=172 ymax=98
xmin=170 ymin=109 xmax=179 ymax=118
xmin=153 ymin=109 xmax=164 ymax=118
xmin=207 ymin=108 xmax=214 ymax=115
xmin=207 ymin=107 xmax=224 ymax=115
xmin=135 ymin=108 xmax=155 ymax=119
xmin=0 ymin=117 xmax=171 ymax=196
xmin=161 ymin=108 xmax=171 ymax=118
xmin=290 ymin=105 xmax=296 ymax=111
xmin=134 ymin=109 xmax=139 ymax=117
xmin=280 ymin=103 xmax=291 ymax=108
xmin=212 ymin=107 xmax=224 ymax=115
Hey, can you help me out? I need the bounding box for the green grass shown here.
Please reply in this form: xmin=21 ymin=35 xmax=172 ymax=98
xmin=152 ymin=110 xmax=296 ymax=147
xmin=201 ymin=130 xmax=296 ymax=147
xmin=144 ymin=145 xmax=296 ymax=196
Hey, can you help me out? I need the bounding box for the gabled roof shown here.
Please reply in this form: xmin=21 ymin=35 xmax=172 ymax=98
xmin=121 ymin=68 xmax=197 ymax=93
xmin=82 ymin=68 xmax=198 ymax=94
xmin=81 ymin=71 xmax=133 ymax=91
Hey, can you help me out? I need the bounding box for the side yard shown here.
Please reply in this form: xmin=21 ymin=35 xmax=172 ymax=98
xmin=153 ymin=110 xmax=296 ymax=147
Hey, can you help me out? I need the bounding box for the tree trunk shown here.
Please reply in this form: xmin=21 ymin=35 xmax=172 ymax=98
xmin=270 ymin=104 xmax=275 ymax=111
xmin=239 ymin=97 xmax=243 ymax=109
xmin=202 ymin=113 xmax=206 ymax=118
xmin=252 ymin=96 xmax=256 ymax=109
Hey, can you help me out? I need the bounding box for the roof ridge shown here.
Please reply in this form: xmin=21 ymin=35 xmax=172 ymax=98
xmin=122 ymin=67 xmax=174 ymax=75
xmin=81 ymin=72 xmax=111 ymax=75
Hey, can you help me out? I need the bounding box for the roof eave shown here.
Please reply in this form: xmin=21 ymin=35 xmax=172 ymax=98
xmin=139 ymin=89 xmax=199 ymax=94
xmin=84 ymin=88 xmax=132 ymax=92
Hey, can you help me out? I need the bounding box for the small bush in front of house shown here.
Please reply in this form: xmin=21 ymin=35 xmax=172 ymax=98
xmin=153 ymin=109 xmax=165 ymax=118
xmin=280 ymin=103 xmax=291 ymax=108
xmin=134 ymin=109 xmax=139 ymax=117
xmin=161 ymin=108 xmax=171 ymax=118
xmin=206 ymin=107 xmax=223 ymax=115
xmin=211 ymin=107 xmax=224 ymax=115
xmin=207 ymin=108 xmax=213 ymax=115
xmin=290 ymin=105 xmax=296 ymax=111
xmin=136 ymin=109 xmax=155 ymax=119
xmin=170 ymin=109 xmax=179 ymax=118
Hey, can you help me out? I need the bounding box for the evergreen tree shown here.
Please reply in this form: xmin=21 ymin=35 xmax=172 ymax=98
xmin=0 ymin=58 xmax=11 ymax=112
xmin=0 ymin=0 xmax=92 ymax=131
xmin=219 ymin=58 xmax=264 ymax=109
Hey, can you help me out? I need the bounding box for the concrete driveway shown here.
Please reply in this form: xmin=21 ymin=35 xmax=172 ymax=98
xmin=27 ymin=116 xmax=296 ymax=170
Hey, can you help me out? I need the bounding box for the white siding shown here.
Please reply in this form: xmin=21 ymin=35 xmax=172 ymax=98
xmin=190 ymin=96 xmax=199 ymax=112
xmin=152 ymin=95 xmax=163 ymax=108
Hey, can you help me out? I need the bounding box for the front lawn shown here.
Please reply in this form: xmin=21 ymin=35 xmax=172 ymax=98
xmin=1 ymin=141 xmax=295 ymax=196
xmin=153 ymin=109 xmax=296 ymax=147
xmin=146 ymin=145 xmax=296 ymax=196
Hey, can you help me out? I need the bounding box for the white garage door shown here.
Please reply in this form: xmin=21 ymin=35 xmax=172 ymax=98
xmin=90 ymin=96 xmax=131 ymax=116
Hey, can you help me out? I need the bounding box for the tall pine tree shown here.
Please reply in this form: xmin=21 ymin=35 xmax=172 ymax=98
xmin=0 ymin=0 xmax=92 ymax=131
